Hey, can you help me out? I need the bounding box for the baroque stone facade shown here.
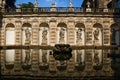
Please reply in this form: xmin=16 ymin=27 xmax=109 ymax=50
xmin=0 ymin=0 xmax=120 ymax=79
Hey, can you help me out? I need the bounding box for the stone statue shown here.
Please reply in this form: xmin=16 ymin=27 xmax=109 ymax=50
xmin=25 ymin=27 xmax=31 ymax=40
xmin=94 ymin=52 xmax=100 ymax=65
xmin=42 ymin=29 xmax=48 ymax=43
xmin=77 ymin=50 xmax=82 ymax=65
xmin=93 ymin=28 xmax=99 ymax=40
xmin=76 ymin=28 xmax=82 ymax=42
xmin=24 ymin=50 xmax=31 ymax=65
xmin=42 ymin=50 xmax=47 ymax=63
xmin=59 ymin=28 xmax=65 ymax=43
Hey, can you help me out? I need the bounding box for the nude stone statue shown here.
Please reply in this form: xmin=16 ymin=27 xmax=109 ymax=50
xmin=77 ymin=50 xmax=83 ymax=65
xmin=24 ymin=50 xmax=31 ymax=65
xmin=93 ymin=28 xmax=99 ymax=40
xmin=25 ymin=27 xmax=31 ymax=40
xmin=76 ymin=28 xmax=82 ymax=42
xmin=94 ymin=52 xmax=100 ymax=65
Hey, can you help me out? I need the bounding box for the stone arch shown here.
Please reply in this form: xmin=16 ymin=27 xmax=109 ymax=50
xmin=6 ymin=23 xmax=15 ymax=28
xmin=22 ymin=23 xmax=31 ymax=27
xmin=39 ymin=22 xmax=49 ymax=27
xmin=110 ymin=23 xmax=120 ymax=45
xmin=93 ymin=23 xmax=103 ymax=28
xmin=93 ymin=23 xmax=103 ymax=46
xmin=75 ymin=23 xmax=85 ymax=28
xmin=57 ymin=23 xmax=67 ymax=44
xmin=75 ymin=23 xmax=85 ymax=45
xmin=57 ymin=22 xmax=67 ymax=28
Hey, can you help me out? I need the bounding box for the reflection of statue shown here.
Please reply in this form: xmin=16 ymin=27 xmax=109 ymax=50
xmin=42 ymin=29 xmax=48 ymax=43
xmin=42 ymin=51 xmax=47 ymax=63
xmin=93 ymin=28 xmax=99 ymax=40
xmin=59 ymin=28 xmax=65 ymax=43
xmin=25 ymin=27 xmax=31 ymax=40
xmin=77 ymin=51 xmax=82 ymax=65
xmin=76 ymin=28 xmax=82 ymax=42
xmin=94 ymin=52 xmax=100 ymax=65
xmin=24 ymin=50 xmax=31 ymax=65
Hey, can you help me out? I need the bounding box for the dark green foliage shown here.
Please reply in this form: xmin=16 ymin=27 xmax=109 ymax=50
xmin=5 ymin=0 xmax=16 ymax=9
xmin=21 ymin=2 xmax=34 ymax=8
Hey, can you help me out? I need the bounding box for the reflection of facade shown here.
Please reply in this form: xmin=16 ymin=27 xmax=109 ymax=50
xmin=0 ymin=0 xmax=120 ymax=79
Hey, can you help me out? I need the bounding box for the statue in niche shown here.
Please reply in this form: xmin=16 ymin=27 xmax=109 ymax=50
xmin=24 ymin=50 xmax=31 ymax=65
xmin=59 ymin=28 xmax=65 ymax=43
xmin=76 ymin=28 xmax=82 ymax=42
xmin=94 ymin=52 xmax=100 ymax=65
xmin=77 ymin=50 xmax=83 ymax=65
xmin=93 ymin=28 xmax=99 ymax=40
xmin=42 ymin=51 xmax=47 ymax=63
xmin=42 ymin=29 xmax=48 ymax=44
xmin=25 ymin=27 xmax=31 ymax=43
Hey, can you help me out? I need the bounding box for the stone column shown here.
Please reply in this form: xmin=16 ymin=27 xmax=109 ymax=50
xmin=49 ymin=51 xmax=56 ymax=74
xmin=0 ymin=50 xmax=5 ymax=74
xmin=67 ymin=21 xmax=75 ymax=45
xmin=49 ymin=20 xmax=57 ymax=46
xmin=102 ymin=50 xmax=113 ymax=76
xmin=15 ymin=21 xmax=22 ymax=46
xmin=31 ymin=49 xmax=39 ymax=73
xmin=84 ymin=49 xmax=94 ymax=76
xmin=14 ymin=21 xmax=22 ymax=73
xmin=85 ymin=25 xmax=93 ymax=46
xmin=32 ymin=23 xmax=39 ymax=45
xmin=67 ymin=51 xmax=75 ymax=73
xmin=103 ymin=23 xmax=111 ymax=46
xmin=0 ymin=28 xmax=5 ymax=46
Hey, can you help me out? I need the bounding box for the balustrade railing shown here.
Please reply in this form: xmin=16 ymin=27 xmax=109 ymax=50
xmin=4 ymin=7 xmax=120 ymax=14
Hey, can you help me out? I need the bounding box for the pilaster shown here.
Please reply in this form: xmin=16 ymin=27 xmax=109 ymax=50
xmin=49 ymin=20 xmax=57 ymax=46
xmin=15 ymin=21 xmax=22 ymax=45
xmin=14 ymin=50 xmax=22 ymax=72
xmin=31 ymin=49 xmax=39 ymax=73
xmin=85 ymin=25 xmax=93 ymax=46
xmin=103 ymin=22 xmax=111 ymax=46
xmin=32 ymin=25 xmax=39 ymax=45
xmin=0 ymin=28 xmax=5 ymax=46
xmin=67 ymin=21 xmax=75 ymax=45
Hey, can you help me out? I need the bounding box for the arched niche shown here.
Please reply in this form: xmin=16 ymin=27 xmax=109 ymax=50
xmin=110 ymin=23 xmax=120 ymax=45
xmin=5 ymin=23 xmax=15 ymax=45
xmin=75 ymin=23 xmax=85 ymax=45
xmin=39 ymin=22 xmax=49 ymax=45
xmin=22 ymin=23 xmax=32 ymax=45
xmin=57 ymin=23 xmax=67 ymax=44
xmin=93 ymin=23 xmax=103 ymax=46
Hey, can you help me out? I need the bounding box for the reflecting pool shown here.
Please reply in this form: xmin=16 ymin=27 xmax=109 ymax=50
xmin=1 ymin=48 xmax=120 ymax=79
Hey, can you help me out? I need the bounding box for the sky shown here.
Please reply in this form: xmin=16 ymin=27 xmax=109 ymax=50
xmin=16 ymin=0 xmax=84 ymax=7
